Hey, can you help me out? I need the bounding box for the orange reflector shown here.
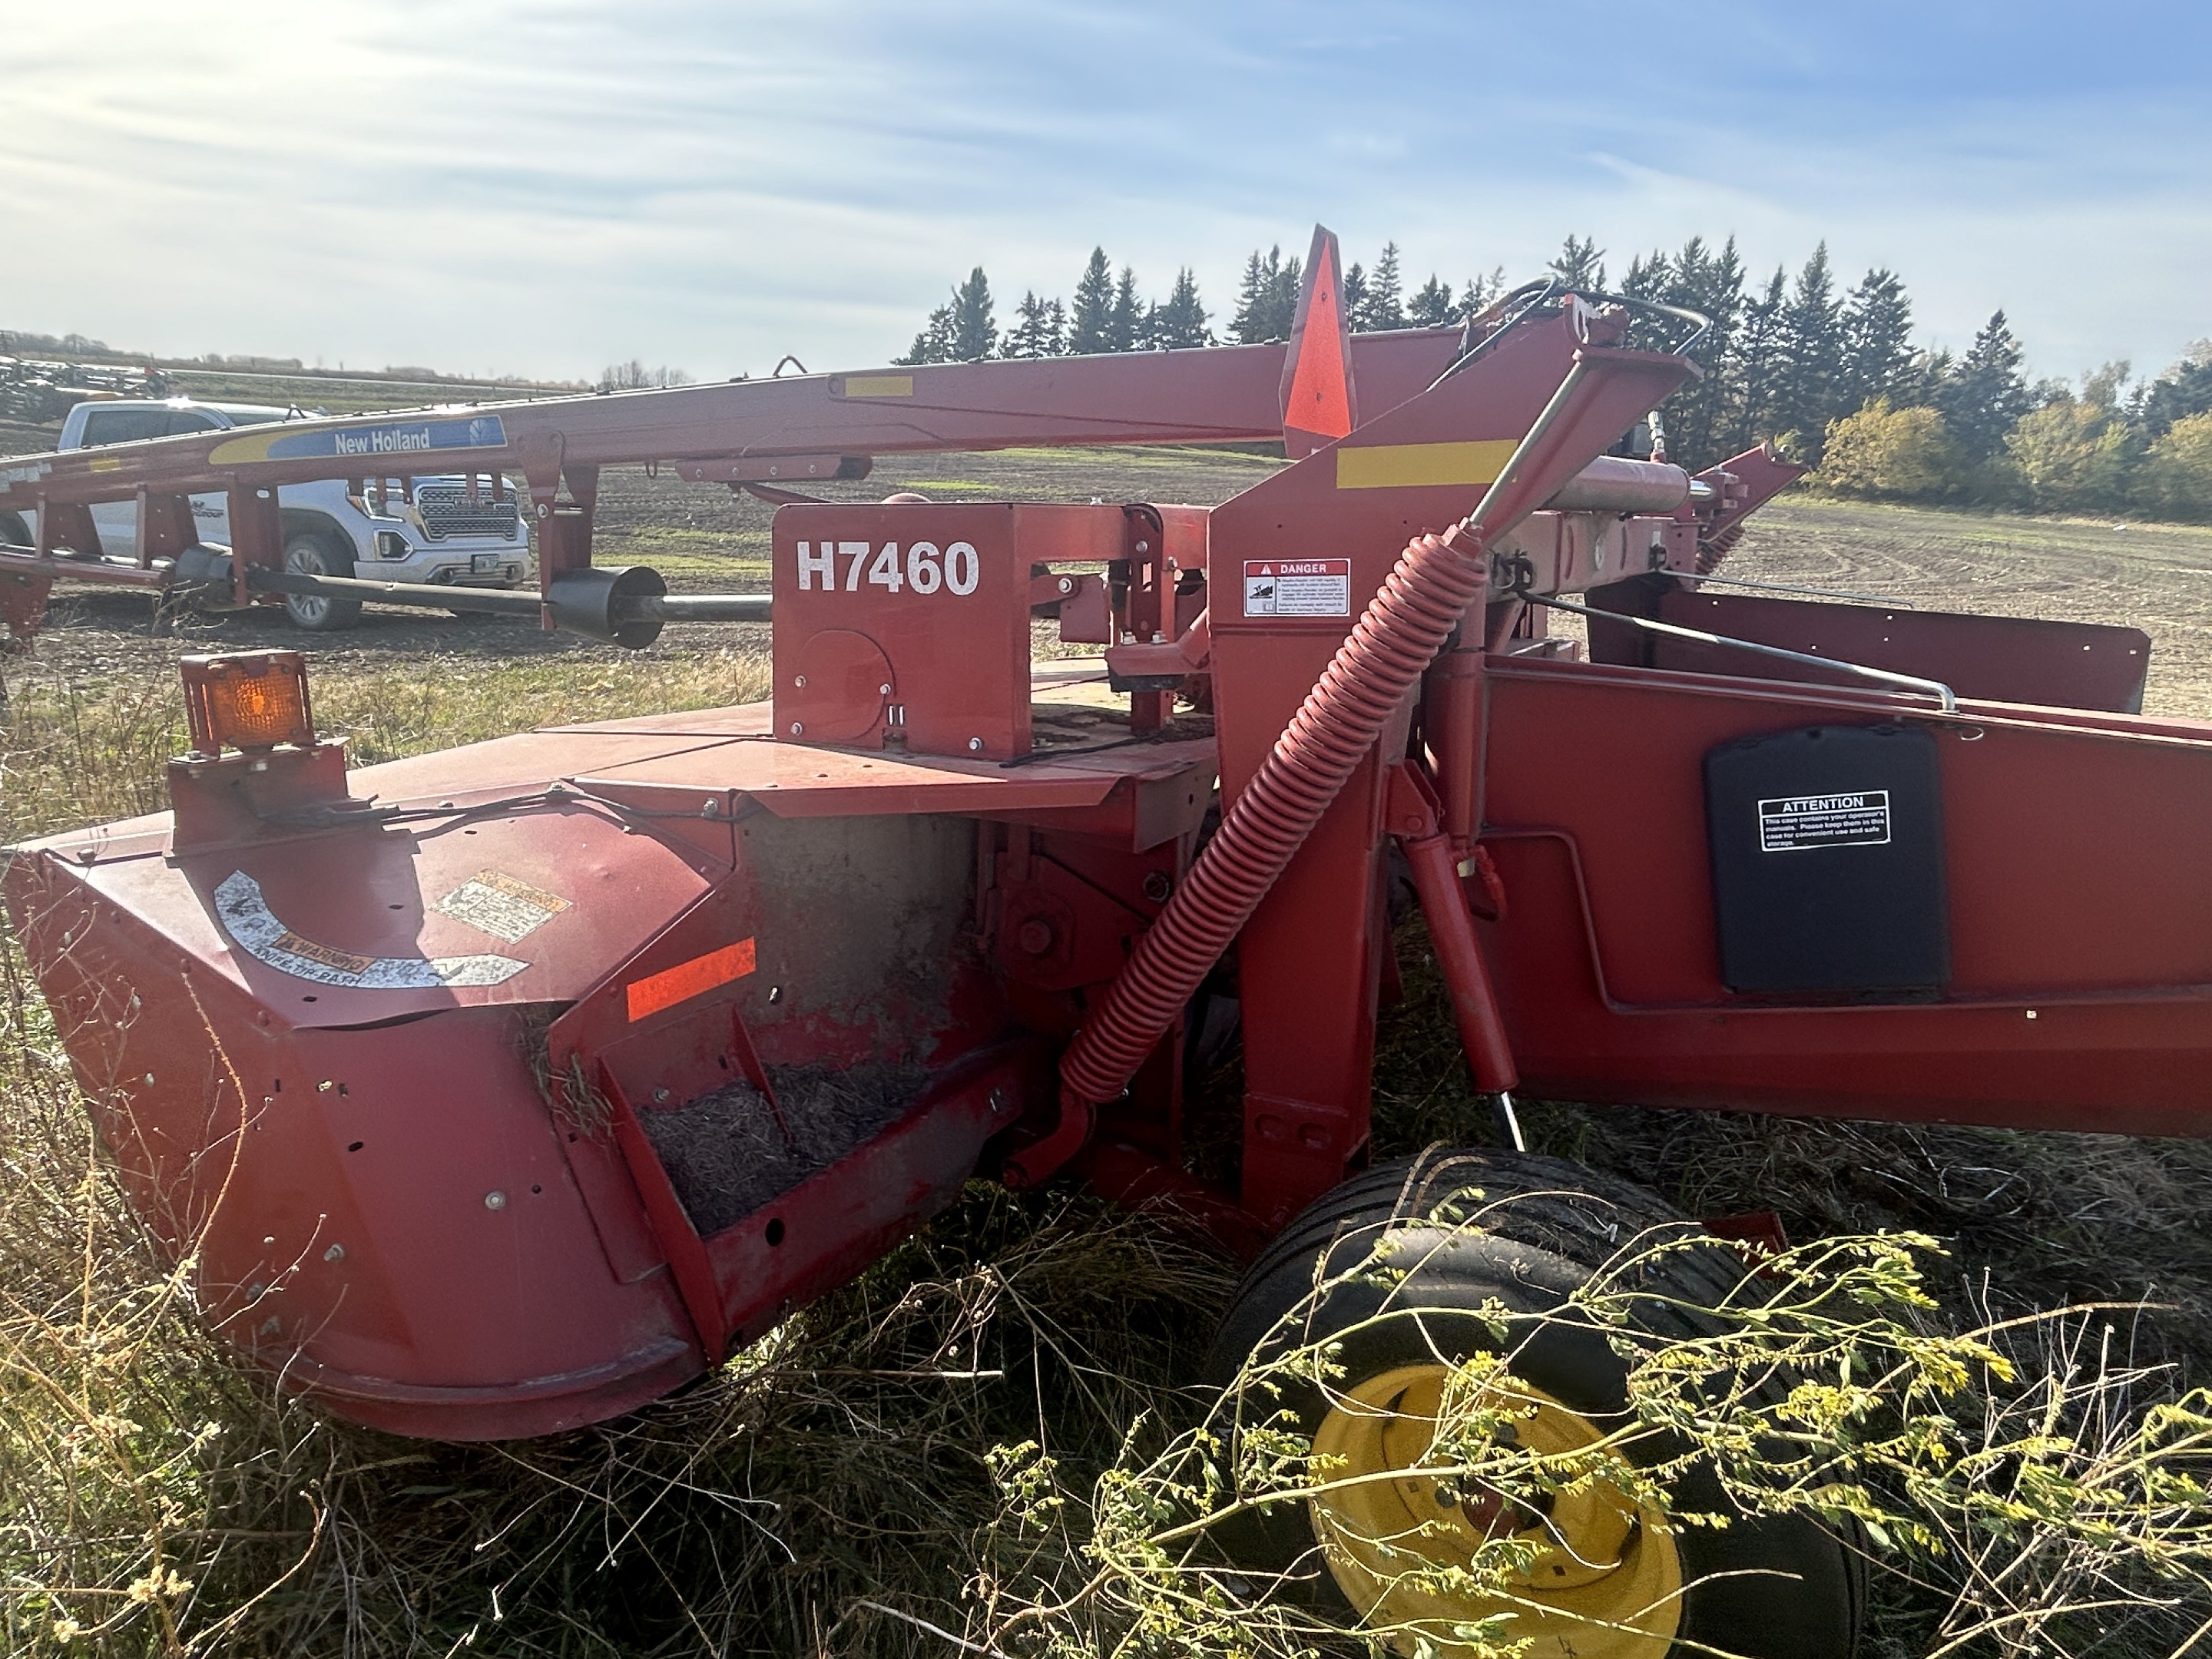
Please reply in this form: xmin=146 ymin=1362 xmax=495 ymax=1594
xmin=180 ymin=651 xmax=316 ymax=755
xmin=626 ymin=938 xmax=757 ymax=1022
xmin=1282 ymin=234 xmax=1353 ymax=446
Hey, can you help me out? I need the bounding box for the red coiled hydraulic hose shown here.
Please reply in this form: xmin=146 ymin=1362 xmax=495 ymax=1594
xmin=998 ymin=354 xmax=1597 ymax=1188
xmin=1005 ymin=521 xmax=1494 ymax=1185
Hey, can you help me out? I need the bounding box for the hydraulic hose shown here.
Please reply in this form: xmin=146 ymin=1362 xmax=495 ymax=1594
xmin=1004 ymin=356 xmax=1593 ymax=1188
xmin=1006 ymin=521 xmax=1494 ymax=1186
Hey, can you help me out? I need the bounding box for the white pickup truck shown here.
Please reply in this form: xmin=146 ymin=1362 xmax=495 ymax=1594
xmin=5 ymin=398 xmax=535 ymax=630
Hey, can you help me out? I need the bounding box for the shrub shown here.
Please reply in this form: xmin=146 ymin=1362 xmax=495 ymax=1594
xmin=2137 ymin=411 xmax=2212 ymax=522
xmin=1818 ymin=400 xmax=1958 ymax=502
xmin=2006 ymin=396 xmax=2134 ymax=515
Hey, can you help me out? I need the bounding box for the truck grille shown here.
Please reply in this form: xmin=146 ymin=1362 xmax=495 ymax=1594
xmin=414 ymin=485 xmax=522 ymax=542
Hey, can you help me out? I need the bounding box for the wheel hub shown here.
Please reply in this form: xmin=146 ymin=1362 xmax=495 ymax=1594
xmin=1309 ymin=1363 xmax=1681 ymax=1659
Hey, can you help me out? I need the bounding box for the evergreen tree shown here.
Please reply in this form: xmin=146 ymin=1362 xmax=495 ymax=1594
xmin=1231 ymin=249 xmax=1274 ymax=345
xmin=1938 ymin=310 xmax=2033 ymax=462
xmin=1005 ymin=290 xmax=1065 ymax=359
xmin=1548 ymin=235 xmax=1606 ymax=290
xmin=1729 ymin=265 xmax=1790 ymax=452
xmin=1230 ymin=246 xmax=1300 ymax=343
xmin=1895 ymin=347 xmax=1952 ymax=410
xmin=1068 ymin=247 xmax=1114 ymax=355
xmin=1151 ymin=269 xmax=1210 ymax=349
xmin=949 ymin=267 xmax=996 ymax=362
xmin=1408 ymin=275 xmax=1455 ymax=328
xmin=1777 ymin=243 xmax=1845 ymax=456
xmin=897 ymin=303 xmax=956 ymax=366
xmin=1657 ymin=235 xmax=1747 ymax=469
xmin=1622 ymin=249 xmax=1671 ymax=302
xmin=1459 ymin=268 xmax=1506 ymax=316
xmin=1266 ymin=252 xmax=1303 ymax=341
xmin=1108 ymin=267 xmax=1142 ymax=353
xmin=1364 ymin=242 xmax=1405 ymax=330
xmin=1837 ymin=269 xmax=1915 ymax=414
xmin=2137 ymin=342 xmax=2212 ymax=439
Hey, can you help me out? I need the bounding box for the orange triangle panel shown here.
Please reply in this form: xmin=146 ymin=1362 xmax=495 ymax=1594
xmin=1285 ymin=241 xmax=1352 ymax=441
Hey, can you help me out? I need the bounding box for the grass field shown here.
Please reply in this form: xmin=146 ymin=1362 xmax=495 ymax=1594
xmin=6 ymin=455 xmax=2212 ymax=1656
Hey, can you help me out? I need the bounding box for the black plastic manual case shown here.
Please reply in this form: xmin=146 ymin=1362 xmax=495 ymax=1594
xmin=1704 ymin=723 xmax=1949 ymax=995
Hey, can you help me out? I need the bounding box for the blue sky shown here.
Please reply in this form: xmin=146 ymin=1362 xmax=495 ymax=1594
xmin=5 ymin=1 xmax=2207 ymax=388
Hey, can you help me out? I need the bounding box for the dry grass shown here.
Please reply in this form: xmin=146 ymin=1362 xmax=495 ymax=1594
xmin=5 ymin=477 xmax=2212 ymax=1654
xmin=0 ymin=1004 xmax=1230 ymax=1655
xmin=0 ymin=647 xmax=771 ymax=843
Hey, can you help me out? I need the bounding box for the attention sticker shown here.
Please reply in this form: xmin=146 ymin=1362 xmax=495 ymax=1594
xmin=1758 ymin=791 xmax=1892 ymax=853
xmin=1243 ymin=558 xmax=1351 ymax=618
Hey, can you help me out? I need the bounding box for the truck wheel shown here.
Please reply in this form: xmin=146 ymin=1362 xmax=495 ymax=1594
xmin=0 ymin=509 xmax=29 ymax=549
xmin=1203 ymin=1150 xmax=1864 ymax=1659
xmin=282 ymin=531 xmax=363 ymax=631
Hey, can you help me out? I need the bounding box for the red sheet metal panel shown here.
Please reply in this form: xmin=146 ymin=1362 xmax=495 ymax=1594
xmin=51 ymin=798 xmax=723 ymax=1028
xmin=1 ymin=849 xmax=705 ymax=1439
xmin=1476 ymin=655 xmax=2212 ymax=1132
xmin=1586 ymin=585 xmax=2152 ymax=713
xmin=767 ymin=503 xmax=1125 ymax=761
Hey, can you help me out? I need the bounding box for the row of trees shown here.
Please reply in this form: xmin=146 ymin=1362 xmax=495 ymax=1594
xmin=899 ymin=241 xmax=1502 ymax=366
xmin=1821 ymin=366 xmax=2212 ymax=519
xmin=894 ymin=236 xmax=2212 ymax=520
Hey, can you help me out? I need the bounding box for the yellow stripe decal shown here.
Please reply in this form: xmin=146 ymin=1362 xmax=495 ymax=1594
xmin=87 ymin=456 xmax=121 ymax=472
xmin=843 ymin=374 xmax=914 ymax=399
xmin=207 ymin=432 xmax=283 ymax=465
xmin=1335 ymin=439 xmax=1519 ymax=491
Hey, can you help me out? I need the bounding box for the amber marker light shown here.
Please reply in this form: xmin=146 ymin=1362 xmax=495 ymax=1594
xmin=180 ymin=651 xmax=316 ymax=756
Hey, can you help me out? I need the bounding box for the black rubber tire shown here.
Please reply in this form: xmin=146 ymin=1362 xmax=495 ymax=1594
xmin=281 ymin=531 xmax=363 ymax=631
xmin=0 ymin=509 xmax=30 ymax=549
xmin=1203 ymin=1148 xmax=1865 ymax=1658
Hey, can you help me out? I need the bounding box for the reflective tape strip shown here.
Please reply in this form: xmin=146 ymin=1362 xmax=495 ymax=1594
xmin=1335 ymin=439 xmax=1518 ymax=491
xmin=843 ymin=375 xmax=914 ymax=399
xmin=626 ymin=938 xmax=757 ymax=1022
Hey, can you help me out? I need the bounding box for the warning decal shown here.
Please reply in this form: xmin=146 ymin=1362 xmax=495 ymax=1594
xmin=1243 ymin=558 xmax=1351 ymax=618
xmin=1757 ymin=791 xmax=1892 ymax=853
xmin=435 ymin=869 xmax=571 ymax=944
xmin=214 ymin=871 xmax=528 ymax=988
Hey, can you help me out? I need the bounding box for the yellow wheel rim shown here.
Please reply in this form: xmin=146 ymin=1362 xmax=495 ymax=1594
xmin=1309 ymin=1363 xmax=1682 ymax=1659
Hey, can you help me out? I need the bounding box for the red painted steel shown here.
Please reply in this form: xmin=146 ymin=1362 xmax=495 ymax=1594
xmin=1584 ymin=583 xmax=2152 ymax=713
xmin=14 ymin=234 xmax=2212 ymax=1443
xmin=0 ymin=330 xmax=1465 ymax=515
xmin=770 ymin=503 xmax=1123 ymax=761
xmin=1388 ymin=761 xmax=1519 ymax=1094
xmin=1475 ymin=654 xmax=2212 ymax=1133
xmin=1191 ymin=317 xmax=1698 ymax=1224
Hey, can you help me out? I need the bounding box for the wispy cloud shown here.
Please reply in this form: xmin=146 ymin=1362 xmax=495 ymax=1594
xmin=5 ymin=0 xmax=2207 ymax=381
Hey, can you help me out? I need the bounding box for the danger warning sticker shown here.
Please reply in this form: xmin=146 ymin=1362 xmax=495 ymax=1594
xmin=1243 ymin=558 xmax=1350 ymax=618
xmin=1758 ymin=791 xmax=1892 ymax=853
